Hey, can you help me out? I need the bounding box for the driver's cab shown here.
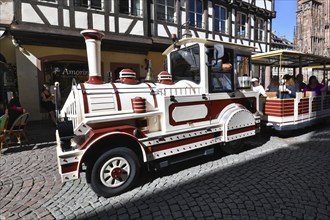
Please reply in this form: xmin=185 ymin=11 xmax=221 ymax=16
xmin=163 ymin=38 xmax=254 ymax=95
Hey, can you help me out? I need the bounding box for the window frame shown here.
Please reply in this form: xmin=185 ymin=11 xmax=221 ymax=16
xmin=170 ymin=44 xmax=201 ymax=84
xmin=237 ymin=12 xmax=247 ymax=38
xmin=214 ymin=5 xmax=227 ymax=34
xmin=209 ymin=48 xmax=234 ymax=93
xmin=39 ymin=0 xmax=57 ymax=3
xmin=156 ymin=0 xmax=176 ymax=23
xmin=255 ymin=18 xmax=265 ymax=42
xmin=77 ymin=0 xmax=104 ymax=10
xmin=188 ymin=0 xmax=203 ymax=28
xmin=119 ymin=0 xmax=143 ymax=17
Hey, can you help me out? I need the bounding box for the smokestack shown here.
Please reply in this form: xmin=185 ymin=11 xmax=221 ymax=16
xmin=81 ymin=29 xmax=105 ymax=84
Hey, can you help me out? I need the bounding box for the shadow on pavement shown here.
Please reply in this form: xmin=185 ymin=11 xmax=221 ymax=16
xmin=82 ymin=125 xmax=329 ymax=219
xmin=1 ymin=120 xmax=56 ymax=154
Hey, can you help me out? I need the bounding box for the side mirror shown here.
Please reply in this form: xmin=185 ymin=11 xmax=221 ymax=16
xmin=207 ymin=44 xmax=224 ymax=70
xmin=213 ymin=44 xmax=224 ymax=60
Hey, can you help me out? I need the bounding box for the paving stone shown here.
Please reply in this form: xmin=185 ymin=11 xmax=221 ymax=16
xmin=1 ymin=121 xmax=330 ymax=220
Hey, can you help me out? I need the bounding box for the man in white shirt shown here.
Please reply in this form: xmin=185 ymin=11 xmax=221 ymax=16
xmin=251 ymin=78 xmax=267 ymax=97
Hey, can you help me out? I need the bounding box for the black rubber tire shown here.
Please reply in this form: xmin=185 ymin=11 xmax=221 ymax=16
xmin=90 ymin=147 xmax=140 ymax=198
xmin=220 ymin=139 xmax=244 ymax=154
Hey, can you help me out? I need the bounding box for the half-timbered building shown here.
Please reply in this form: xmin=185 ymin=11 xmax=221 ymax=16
xmin=0 ymin=0 xmax=275 ymax=120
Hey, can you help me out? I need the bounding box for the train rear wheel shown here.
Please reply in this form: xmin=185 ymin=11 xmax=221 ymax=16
xmin=90 ymin=147 xmax=140 ymax=197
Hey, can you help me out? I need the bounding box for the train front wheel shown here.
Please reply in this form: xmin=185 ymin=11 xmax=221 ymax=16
xmin=90 ymin=147 xmax=140 ymax=198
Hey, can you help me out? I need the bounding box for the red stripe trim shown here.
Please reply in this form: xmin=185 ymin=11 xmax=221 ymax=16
xmin=79 ymin=125 xmax=145 ymax=150
xmin=111 ymin=83 xmax=122 ymax=111
xmin=152 ymin=133 xmax=217 ymax=152
xmin=87 ymin=76 xmax=104 ymax=84
xmin=145 ymin=82 xmax=158 ymax=108
xmin=80 ymin=83 xmax=89 ymax=113
xmin=227 ymin=126 xmax=256 ymax=136
xmin=61 ymin=162 xmax=79 ymax=173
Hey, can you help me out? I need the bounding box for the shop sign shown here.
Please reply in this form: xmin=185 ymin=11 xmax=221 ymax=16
xmin=53 ymin=67 xmax=89 ymax=78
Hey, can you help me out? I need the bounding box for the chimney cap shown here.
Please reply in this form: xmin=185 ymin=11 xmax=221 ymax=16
xmin=81 ymin=29 xmax=104 ymax=41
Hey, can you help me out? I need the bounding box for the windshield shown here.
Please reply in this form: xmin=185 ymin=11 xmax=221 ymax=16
xmin=170 ymin=45 xmax=200 ymax=84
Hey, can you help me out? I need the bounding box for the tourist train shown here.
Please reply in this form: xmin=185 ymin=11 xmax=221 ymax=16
xmin=56 ymin=29 xmax=330 ymax=197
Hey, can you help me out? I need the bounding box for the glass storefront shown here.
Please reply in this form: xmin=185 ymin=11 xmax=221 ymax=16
xmin=44 ymin=61 xmax=89 ymax=106
xmin=0 ymin=61 xmax=17 ymax=114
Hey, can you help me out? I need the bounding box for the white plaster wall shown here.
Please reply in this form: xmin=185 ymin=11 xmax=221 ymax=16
xmin=75 ymin=11 xmax=88 ymax=29
xmin=256 ymin=0 xmax=266 ymax=9
xmin=265 ymin=0 xmax=272 ymax=10
xmin=22 ymin=3 xmax=43 ymax=24
xmin=109 ymin=16 xmax=115 ymax=32
xmin=157 ymin=24 xmax=177 ymax=37
xmin=158 ymin=25 xmax=167 ymax=37
xmin=197 ymin=31 xmax=206 ymax=38
xmin=167 ymin=26 xmax=178 ymax=36
xmin=0 ymin=0 xmax=14 ymax=24
xmin=38 ymin=5 xmax=58 ymax=26
xmin=63 ymin=9 xmax=70 ymax=27
xmin=130 ymin=20 xmax=144 ymax=36
xmin=118 ymin=18 xmax=132 ymax=34
xmin=16 ymin=49 xmax=42 ymax=120
xmin=93 ymin=14 xmax=105 ymax=31
xmin=222 ymin=36 xmax=229 ymax=42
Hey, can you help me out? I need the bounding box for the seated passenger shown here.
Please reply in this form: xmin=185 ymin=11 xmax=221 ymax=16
xmin=295 ymin=73 xmax=307 ymax=92
xmin=267 ymin=76 xmax=279 ymax=92
xmin=304 ymin=75 xmax=325 ymax=96
xmin=251 ymin=78 xmax=267 ymax=97
xmin=278 ymin=75 xmax=296 ymax=99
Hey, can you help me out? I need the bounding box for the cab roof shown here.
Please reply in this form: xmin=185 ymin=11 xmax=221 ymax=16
xmin=162 ymin=38 xmax=255 ymax=56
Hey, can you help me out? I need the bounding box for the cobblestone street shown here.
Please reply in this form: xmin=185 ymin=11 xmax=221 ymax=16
xmin=1 ymin=122 xmax=330 ymax=220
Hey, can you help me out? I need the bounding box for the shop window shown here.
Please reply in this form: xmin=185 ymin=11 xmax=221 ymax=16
xmin=44 ymin=61 xmax=89 ymax=105
xmin=156 ymin=0 xmax=175 ymax=23
xmin=0 ymin=62 xmax=17 ymax=109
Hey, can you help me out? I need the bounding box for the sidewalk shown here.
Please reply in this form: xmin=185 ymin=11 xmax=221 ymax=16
xmin=1 ymin=119 xmax=56 ymax=154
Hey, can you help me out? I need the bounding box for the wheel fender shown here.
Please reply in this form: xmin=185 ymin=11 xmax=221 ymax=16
xmin=80 ymin=132 xmax=147 ymax=171
xmin=218 ymin=104 xmax=256 ymax=142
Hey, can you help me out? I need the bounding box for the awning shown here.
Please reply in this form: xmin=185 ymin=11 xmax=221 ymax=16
xmin=251 ymin=50 xmax=330 ymax=68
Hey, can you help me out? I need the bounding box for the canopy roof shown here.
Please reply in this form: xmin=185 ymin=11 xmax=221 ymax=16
xmin=251 ymin=50 xmax=330 ymax=68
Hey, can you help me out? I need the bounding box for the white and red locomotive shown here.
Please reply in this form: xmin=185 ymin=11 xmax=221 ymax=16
xmin=56 ymin=29 xmax=260 ymax=197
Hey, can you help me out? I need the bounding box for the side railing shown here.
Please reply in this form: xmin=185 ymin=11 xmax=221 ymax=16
xmin=158 ymin=86 xmax=201 ymax=96
xmin=60 ymin=80 xmax=83 ymax=130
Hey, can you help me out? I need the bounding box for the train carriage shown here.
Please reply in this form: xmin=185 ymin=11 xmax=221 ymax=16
xmin=251 ymin=50 xmax=330 ymax=131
